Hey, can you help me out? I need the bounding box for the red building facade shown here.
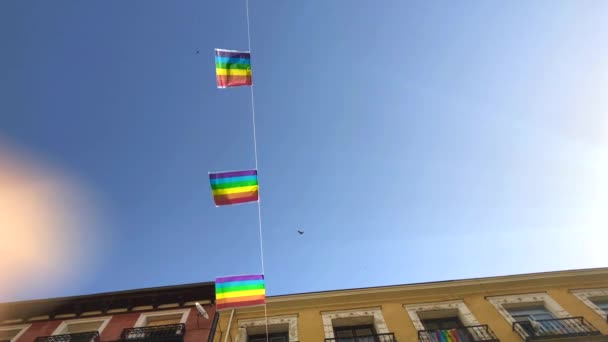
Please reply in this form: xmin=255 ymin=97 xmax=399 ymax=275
xmin=0 ymin=282 xmax=218 ymax=342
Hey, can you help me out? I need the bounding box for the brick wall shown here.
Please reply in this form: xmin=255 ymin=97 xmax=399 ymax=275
xmin=12 ymin=306 xmax=217 ymax=342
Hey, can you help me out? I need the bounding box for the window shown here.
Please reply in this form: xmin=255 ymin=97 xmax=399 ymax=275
xmin=334 ymin=325 xmax=376 ymax=342
xmin=404 ymin=300 xmax=481 ymax=332
xmin=592 ymin=298 xmax=608 ymax=314
xmin=507 ymin=306 xmax=554 ymax=322
xmin=321 ymin=308 xmax=390 ymax=341
xmin=421 ymin=317 xmax=463 ymax=331
xmin=0 ymin=325 xmax=30 ymax=342
xmin=407 ymin=302 xmax=499 ymax=342
xmin=249 ymin=332 xmax=289 ymax=342
xmin=133 ymin=309 xmax=190 ymax=328
xmin=486 ymin=293 xmax=569 ymax=324
xmin=144 ymin=314 xmax=182 ymax=327
xmin=53 ymin=317 xmax=112 ymax=336
xmin=506 ymin=306 xmax=555 ymax=337
xmin=124 ymin=310 xmax=189 ymax=340
xmin=486 ymin=293 xmax=598 ymax=340
xmin=64 ymin=322 xmax=105 ymax=334
xmin=236 ymin=315 xmax=298 ymax=342
xmin=570 ymin=288 xmax=608 ymax=320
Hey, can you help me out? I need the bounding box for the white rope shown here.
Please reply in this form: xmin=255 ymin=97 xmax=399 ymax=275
xmin=245 ymin=0 xmax=270 ymax=341
xmin=245 ymin=0 xmax=259 ymax=170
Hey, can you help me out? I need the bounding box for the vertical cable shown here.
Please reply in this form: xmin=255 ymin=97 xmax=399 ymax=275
xmin=245 ymin=0 xmax=269 ymax=341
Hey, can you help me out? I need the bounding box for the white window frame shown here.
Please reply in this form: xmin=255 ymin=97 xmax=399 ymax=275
xmin=0 ymin=324 xmax=31 ymax=342
xmin=236 ymin=315 xmax=298 ymax=342
xmin=404 ymin=300 xmax=481 ymax=331
xmin=133 ymin=308 xmax=190 ymax=328
xmin=570 ymin=288 xmax=608 ymax=320
xmin=320 ymin=307 xmax=389 ymax=339
xmin=52 ymin=316 xmax=112 ymax=336
xmin=486 ymin=293 xmax=570 ymax=339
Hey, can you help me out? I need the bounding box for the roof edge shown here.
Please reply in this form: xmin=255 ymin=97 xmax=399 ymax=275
xmin=267 ymin=267 xmax=608 ymax=302
xmin=1 ymin=281 xmax=215 ymax=306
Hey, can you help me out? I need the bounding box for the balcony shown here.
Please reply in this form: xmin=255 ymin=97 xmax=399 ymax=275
xmin=325 ymin=333 xmax=396 ymax=342
xmin=35 ymin=332 xmax=100 ymax=342
xmin=119 ymin=324 xmax=185 ymax=342
xmin=418 ymin=325 xmax=499 ymax=342
xmin=512 ymin=317 xmax=602 ymax=341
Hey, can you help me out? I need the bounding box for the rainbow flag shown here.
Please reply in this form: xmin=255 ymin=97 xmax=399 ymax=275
xmin=209 ymin=169 xmax=259 ymax=206
xmin=215 ymin=49 xmax=252 ymax=88
xmin=216 ymin=274 xmax=265 ymax=311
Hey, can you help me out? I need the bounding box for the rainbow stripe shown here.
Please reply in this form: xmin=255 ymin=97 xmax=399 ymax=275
xmin=215 ymin=49 xmax=252 ymax=88
xmin=209 ymin=170 xmax=259 ymax=206
xmin=216 ymin=274 xmax=265 ymax=311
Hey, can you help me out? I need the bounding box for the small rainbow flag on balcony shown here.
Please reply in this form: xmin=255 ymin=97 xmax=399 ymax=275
xmin=209 ymin=169 xmax=259 ymax=206
xmin=216 ymin=274 xmax=266 ymax=311
xmin=215 ymin=49 xmax=252 ymax=88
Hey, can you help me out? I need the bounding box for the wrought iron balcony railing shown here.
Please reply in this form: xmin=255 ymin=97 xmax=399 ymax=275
xmin=325 ymin=332 xmax=396 ymax=342
xmin=35 ymin=332 xmax=100 ymax=342
xmin=512 ymin=317 xmax=601 ymax=341
xmin=418 ymin=325 xmax=499 ymax=342
xmin=120 ymin=324 xmax=186 ymax=342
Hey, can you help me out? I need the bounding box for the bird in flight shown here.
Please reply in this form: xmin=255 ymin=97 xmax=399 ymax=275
xmin=297 ymin=230 xmax=304 ymax=235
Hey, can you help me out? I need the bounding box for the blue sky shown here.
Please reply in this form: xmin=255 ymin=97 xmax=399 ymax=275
xmin=1 ymin=1 xmax=607 ymax=302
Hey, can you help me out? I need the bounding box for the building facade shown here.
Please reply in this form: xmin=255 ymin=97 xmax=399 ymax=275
xmin=215 ymin=268 xmax=608 ymax=342
xmin=0 ymin=282 xmax=218 ymax=342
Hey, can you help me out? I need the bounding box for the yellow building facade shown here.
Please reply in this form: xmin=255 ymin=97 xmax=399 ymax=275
xmin=215 ymin=268 xmax=608 ymax=342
